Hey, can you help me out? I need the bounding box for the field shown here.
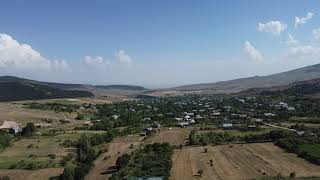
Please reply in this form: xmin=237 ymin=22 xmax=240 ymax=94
xmin=0 ymin=168 xmax=63 ymax=180
xmin=0 ymin=102 xmax=75 ymax=126
xmin=85 ymin=135 xmax=144 ymax=180
xmin=170 ymin=143 xmax=320 ymax=180
xmin=0 ymin=130 xmax=104 ymax=170
xmin=145 ymin=128 xmax=190 ymax=146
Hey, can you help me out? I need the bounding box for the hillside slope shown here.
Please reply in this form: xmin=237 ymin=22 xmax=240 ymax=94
xmin=171 ymin=63 xmax=320 ymax=93
xmin=0 ymin=81 xmax=93 ymax=101
xmin=0 ymin=76 xmax=148 ymax=91
xmin=241 ymin=78 xmax=320 ymax=96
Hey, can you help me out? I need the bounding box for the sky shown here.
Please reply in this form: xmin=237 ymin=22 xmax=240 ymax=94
xmin=0 ymin=0 xmax=320 ymax=88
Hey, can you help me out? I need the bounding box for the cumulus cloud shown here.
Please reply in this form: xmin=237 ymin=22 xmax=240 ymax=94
xmin=295 ymin=12 xmax=314 ymax=28
xmin=285 ymin=34 xmax=298 ymax=46
xmin=313 ymin=28 xmax=320 ymax=40
xmin=257 ymin=21 xmax=287 ymax=35
xmin=0 ymin=33 xmax=68 ymax=71
xmin=289 ymin=45 xmax=320 ymax=57
xmin=83 ymin=56 xmax=110 ymax=68
xmin=244 ymin=41 xmax=263 ymax=61
xmin=115 ymin=50 xmax=133 ymax=64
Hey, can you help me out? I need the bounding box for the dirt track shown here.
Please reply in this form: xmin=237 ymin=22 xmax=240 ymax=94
xmin=170 ymin=143 xmax=320 ymax=180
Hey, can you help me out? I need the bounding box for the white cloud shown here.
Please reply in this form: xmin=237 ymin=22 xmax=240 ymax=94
xmin=0 ymin=33 xmax=68 ymax=71
xmin=289 ymin=45 xmax=320 ymax=56
xmin=285 ymin=34 xmax=298 ymax=46
xmin=244 ymin=41 xmax=263 ymax=61
xmin=83 ymin=56 xmax=110 ymax=68
xmin=115 ymin=49 xmax=133 ymax=64
xmin=313 ymin=28 xmax=320 ymax=40
xmin=295 ymin=12 xmax=314 ymax=28
xmin=257 ymin=21 xmax=287 ymax=35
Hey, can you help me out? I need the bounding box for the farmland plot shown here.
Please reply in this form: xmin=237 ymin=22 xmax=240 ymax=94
xmin=0 ymin=168 xmax=63 ymax=180
xmin=146 ymin=128 xmax=190 ymax=146
xmin=85 ymin=136 xmax=143 ymax=180
xmin=170 ymin=143 xmax=320 ymax=180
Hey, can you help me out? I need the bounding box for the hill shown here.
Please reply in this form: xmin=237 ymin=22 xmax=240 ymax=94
xmin=0 ymin=76 xmax=149 ymax=101
xmin=170 ymin=63 xmax=320 ymax=93
xmin=240 ymin=78 xmax=320 ymax=96
xmin=0 ymin=81 xmax=93 ymax=102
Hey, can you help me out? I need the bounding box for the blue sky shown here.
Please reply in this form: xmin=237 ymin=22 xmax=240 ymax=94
xmin=0 ymin=0 xmax=320 ymax=88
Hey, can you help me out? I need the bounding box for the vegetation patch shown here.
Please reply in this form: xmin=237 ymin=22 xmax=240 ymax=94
xmin=111 ymin=143 xmax=173 ymax=180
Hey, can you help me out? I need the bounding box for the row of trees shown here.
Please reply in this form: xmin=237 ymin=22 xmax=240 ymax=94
xmin=188 ymin=130 xmax=291 ymax=146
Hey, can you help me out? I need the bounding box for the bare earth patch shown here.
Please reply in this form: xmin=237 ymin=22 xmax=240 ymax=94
xmin=170 ymin=143 xmax=320 ymax=180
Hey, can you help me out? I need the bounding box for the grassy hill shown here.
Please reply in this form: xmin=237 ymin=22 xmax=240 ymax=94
xmin=0 ymin=76 xmax=149 ymax=101
xmin=240 ymin=78 xmax=320 ymax=96
xmin=170 ymin=63 xmax=320 ymax=93
xmin=0 ymin=78 xmax=93 ymax=102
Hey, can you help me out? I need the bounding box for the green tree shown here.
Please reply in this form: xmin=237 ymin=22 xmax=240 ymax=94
xmin=22 ymin=123 xmax=36 ymax=137
xmin=61 ymin=161 xmax=76 ymax=180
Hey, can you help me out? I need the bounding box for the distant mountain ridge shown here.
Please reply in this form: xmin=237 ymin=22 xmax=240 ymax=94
xmin=0 ymin=80 xmax=93 ymax=102
xmin=0 ymin=76 xmax=149 ymax=91
xmin=0 ymin=76 xmax=148 ymax=101
xmin=170 ymin=63 xmax=320 ymax=93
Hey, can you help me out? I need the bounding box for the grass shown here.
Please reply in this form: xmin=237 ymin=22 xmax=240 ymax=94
xmin=299 ymin=144 xmax=320 ymax=158
xmin=0 ymin=130 xmax=105 ymax=170
xmin=0 ymin=156 xmax=62 ymax=169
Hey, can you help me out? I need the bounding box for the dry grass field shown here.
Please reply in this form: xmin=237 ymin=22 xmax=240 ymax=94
xmin=170 ymin=143 xmax=320 ymax=180
xmin=145 ymin=128 xmax=190 ymax=146
xmin=0 ymin=102 xmax=75 ymax=126
xmin=0 ymin=130 xmax=104 ymax=170
xmin=85 ymin=135 xmax=144 ymax=180
xmin=0 ymin=168 xmax=63 ymax=180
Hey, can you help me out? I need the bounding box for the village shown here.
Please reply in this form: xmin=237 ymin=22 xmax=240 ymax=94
xmin=0 ymin=93 xmax=320 ymax=180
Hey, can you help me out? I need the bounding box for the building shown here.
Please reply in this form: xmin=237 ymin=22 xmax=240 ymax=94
xmin=222 ymin=123 xmax=233 ymax=129
xmin=152 ymin=122 xmax=161 ymax=128
xmin=178 ymin=121 xmax=190 ymax=128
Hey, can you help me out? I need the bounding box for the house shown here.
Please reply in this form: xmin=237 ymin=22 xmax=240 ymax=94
xmin=152 ymin=122 xmax=161 ymax=128
xmin=140 ymin=132 xmax=147 ymax=136
xmin=141 ymin=127 xmax=153 ymax=136
xmin=10 ymin=127 xmax=22 ymax=134
xmin=178 ymin=121 xmax=190 ymax=128
xmin=247 ymin=124 xmax=257 ymax=130
xmin=112 ymin=115 xmax=119 ymax=120
xmin=222 ymin=123 xmax=233 ymax=129
xmin=264 ymin=113 xmax=275 ymax=117
xmin=142 ymin=117 xmax=151 ymax=121
xmin=213 ymin=112 xmax=221 ymax=116
xmin=84 ymin=121 xmax=93 ymax=126
xmin=186 ymin=112 xmax=194 ymax=116
xmin=287 ymin=107 xmax=295 ymax=111
xmin=195 ymin=115 xmax=202 ymax=119
xmin=255 ymin=118 xmax=263 ymax=123
xmin=184 ymin=115 xmax=191 ymax=120
xmin=296 ymin=131 xmax=305 ymax=136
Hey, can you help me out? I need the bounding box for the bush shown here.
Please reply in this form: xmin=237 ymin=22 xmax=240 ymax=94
xmin=48 ymin=154 xmax=56 ymax=159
